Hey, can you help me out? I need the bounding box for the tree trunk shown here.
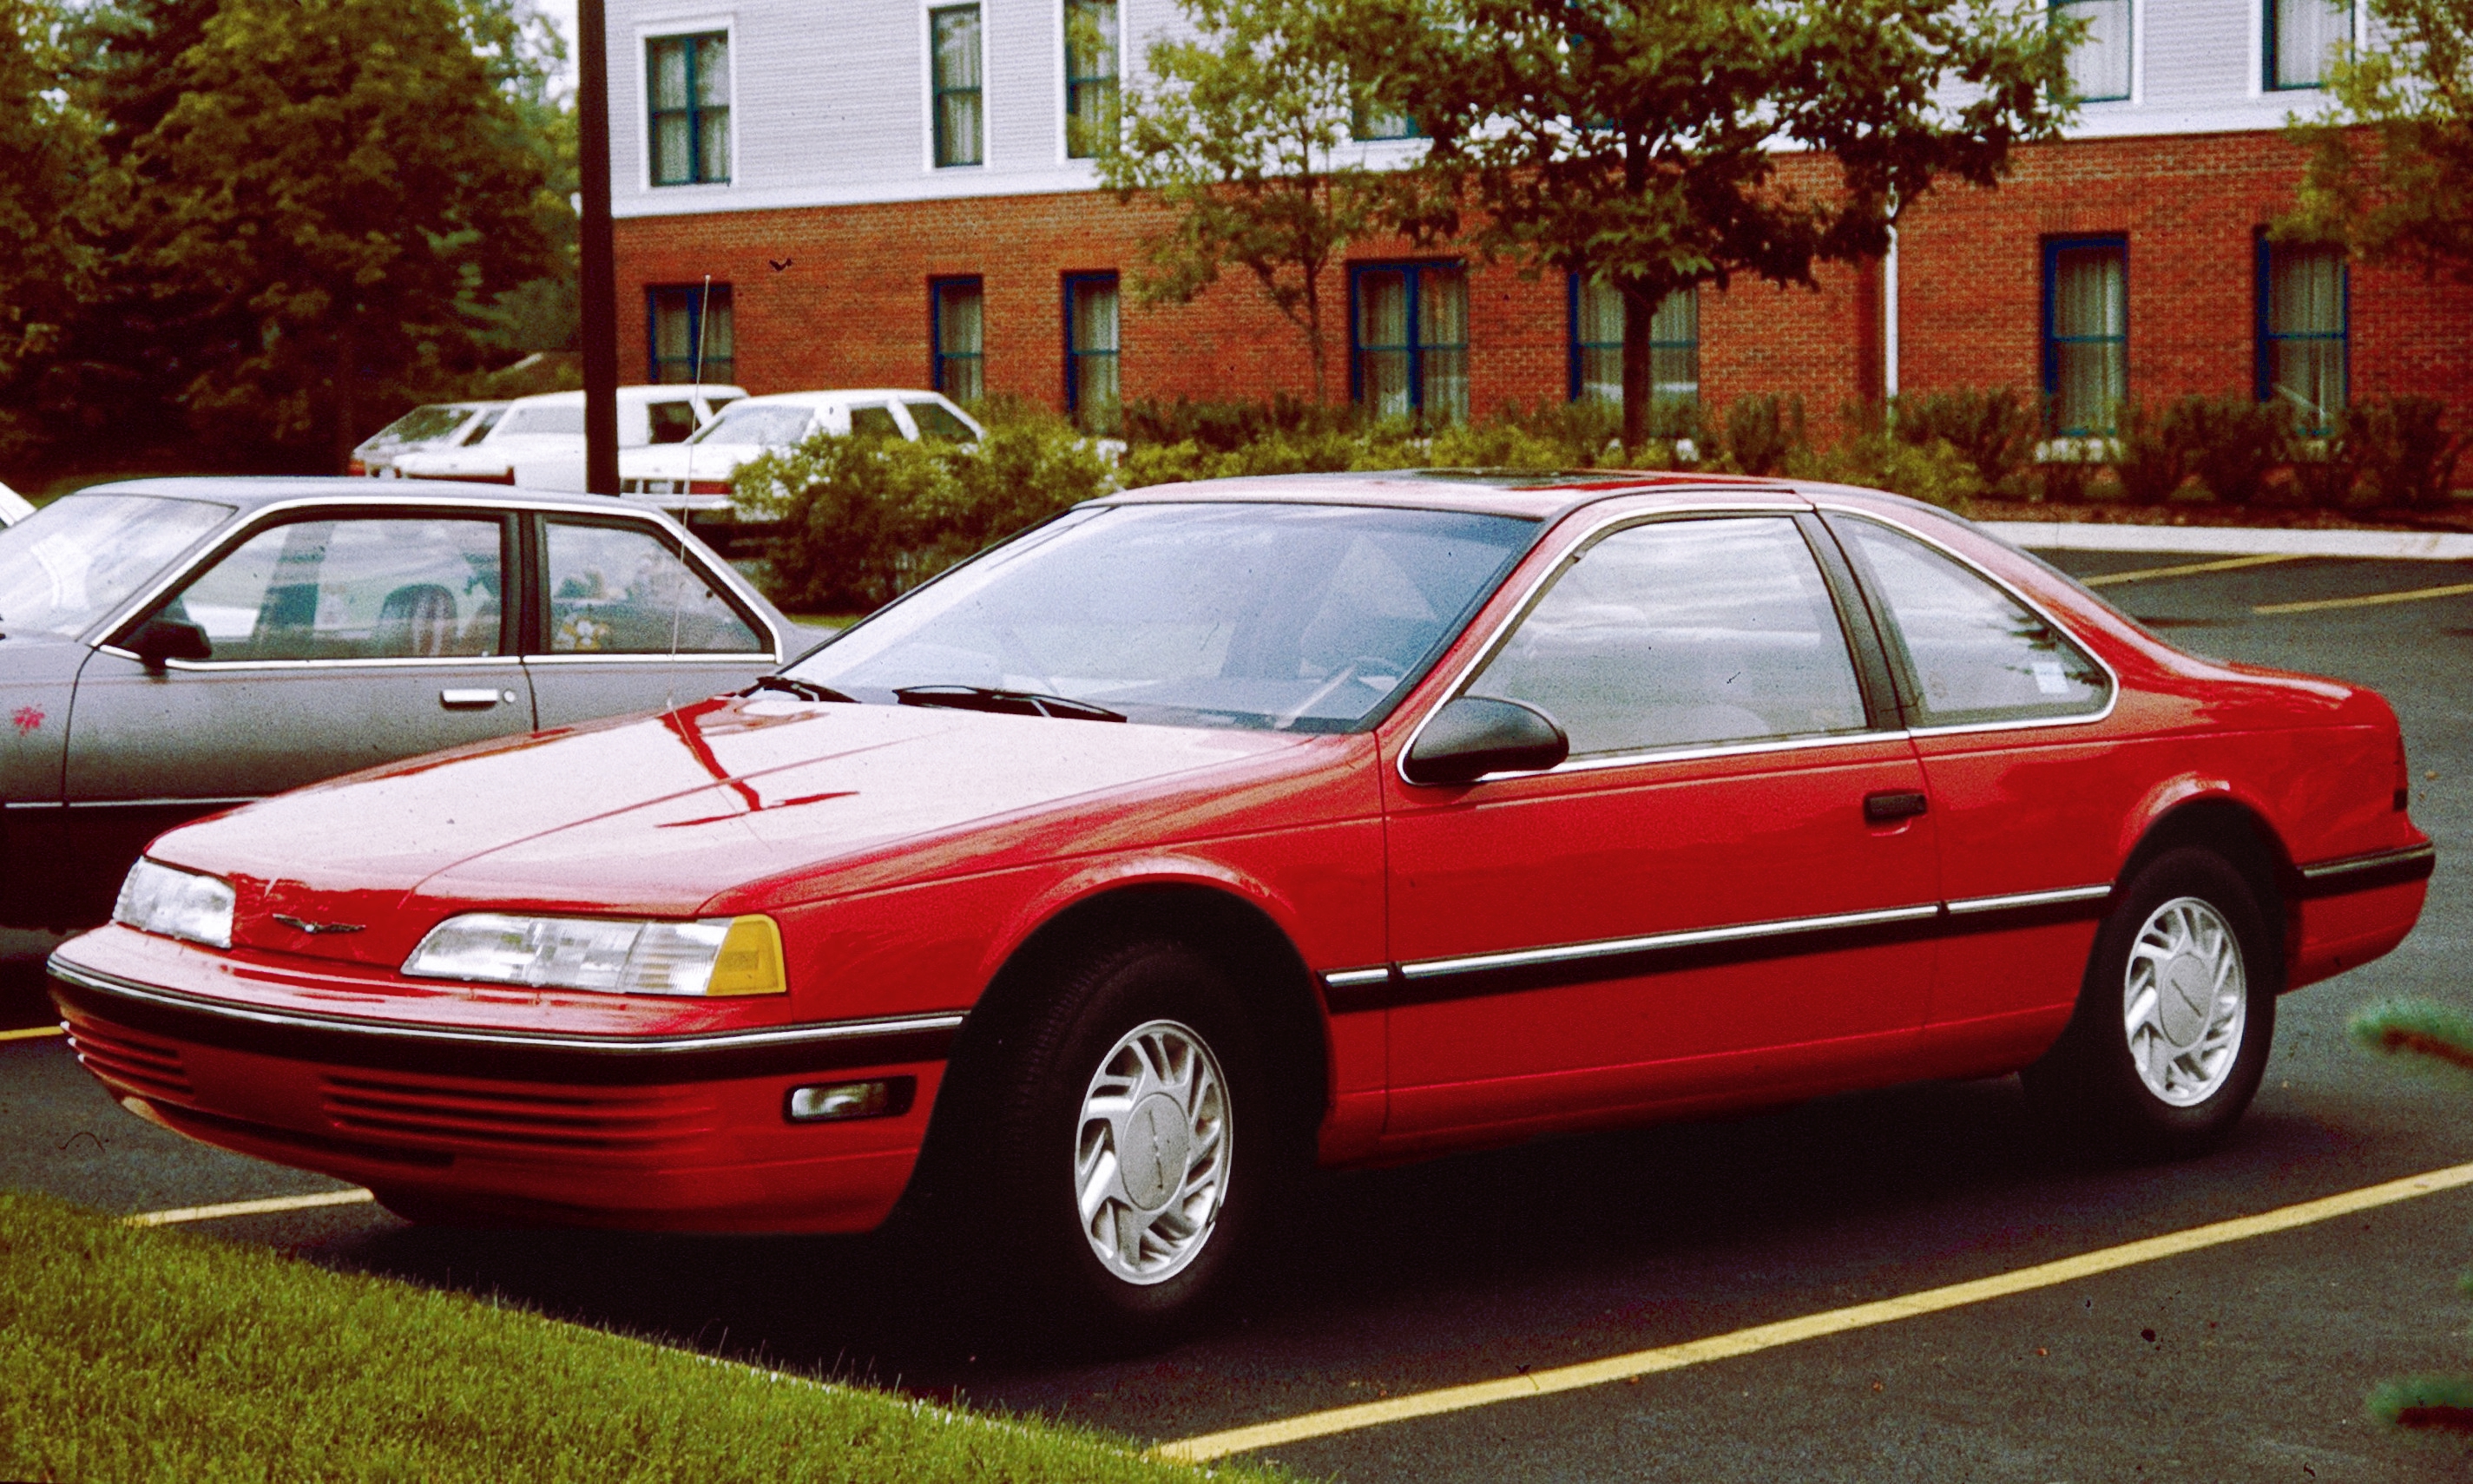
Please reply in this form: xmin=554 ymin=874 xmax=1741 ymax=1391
xmin=1620 ymin=282 xmax=1651 ymax=452
xmin=1303 ymin=265 xmax=1327 ymax=404
xmin=332 ymin=318 xmax=358 ymax=474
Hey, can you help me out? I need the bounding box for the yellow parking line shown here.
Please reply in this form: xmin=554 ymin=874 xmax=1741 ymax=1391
xmin=2255 ymin=581 xmax=2473 ymax=615
xmin=125 ymin=1188 xmax=376 ymax=1227
xmin=1155 ymin=1160 xmax=2473 ymax=1463
xmin=0 ymin=1024 xmax=65 ymax=1041
xmin=2081 ymin=553 xmax=2307 ymax=588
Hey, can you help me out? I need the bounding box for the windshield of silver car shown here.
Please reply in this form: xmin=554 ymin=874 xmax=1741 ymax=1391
xmin=786 ymin=502 xmax=1536 ymax=732
xmin=0 ymin=494 xmax=234 ymax=639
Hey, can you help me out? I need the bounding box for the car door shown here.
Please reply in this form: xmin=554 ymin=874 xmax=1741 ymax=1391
xmin=1822 ymin=511 xmax=2119 ymax=1071
xmin=62 ymin=509 xmax=536 ymax=909
xmin=521 ymin=512 xmax=782 ymax=726
xmin=1378 ymin=511 xmax=1940 ymax=1140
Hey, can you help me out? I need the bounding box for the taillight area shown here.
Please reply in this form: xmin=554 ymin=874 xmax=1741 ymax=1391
xmin=346 ymin=458 xmax=368 ymax=476
xmin=688 ymin=479 xmax=733 ymax=496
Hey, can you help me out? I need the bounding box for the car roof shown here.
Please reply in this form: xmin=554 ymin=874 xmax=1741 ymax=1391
xmin=503 ymin=385 xmax=750 ymax=410
xmin=725 ymin=389 xmax=957 ymax=409
xmin=1096 ymin=469 xmax=1809 ymax=522
xmin=71 ymin=477 xmax=664 ymax=514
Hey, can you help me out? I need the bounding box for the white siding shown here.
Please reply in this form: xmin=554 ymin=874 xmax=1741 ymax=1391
xmin=610 ymin=0 xmax=2350 ymax=220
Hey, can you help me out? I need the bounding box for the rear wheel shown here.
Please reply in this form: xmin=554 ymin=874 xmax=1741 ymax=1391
xmin=2023 ymin=848 xmax=2279 ymax=1159
xmin=980 ymin=937 xmax=1275 ymax=1348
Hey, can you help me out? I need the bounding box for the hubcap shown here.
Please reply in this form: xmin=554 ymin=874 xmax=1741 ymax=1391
xmin=2121 ymin=896 xmax=2246 ymax=1106
xmin=1074 ymin=1019 xmax=1230 ymax=1285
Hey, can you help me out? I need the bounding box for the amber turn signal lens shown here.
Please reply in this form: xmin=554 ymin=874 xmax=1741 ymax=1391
xmin=706 ymin=916 xmax=787 ymax=996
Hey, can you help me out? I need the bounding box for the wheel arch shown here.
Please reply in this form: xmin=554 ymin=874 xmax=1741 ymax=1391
xmin=2115 ymin=794 xmax=2299 ymax=983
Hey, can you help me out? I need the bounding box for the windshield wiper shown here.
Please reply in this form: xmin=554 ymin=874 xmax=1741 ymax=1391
xmin=743 ymin=675 xmax=859 ymax=704
xmin=893 ymin=684 xmax=1125 ymax=723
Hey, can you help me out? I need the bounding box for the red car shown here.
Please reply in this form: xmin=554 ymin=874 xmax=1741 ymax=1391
xmin=50 ymin=474 xmax=2431 ymax=1339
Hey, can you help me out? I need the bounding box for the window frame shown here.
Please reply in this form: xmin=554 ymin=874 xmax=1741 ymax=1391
xmin=642 ymin=27 xmax=733 ymax=188
xmin=2049 ymin=0 xmax=2134 ymax=103
xmin=1566 ymin=277 xmax=1699 ymax=406
xmin=930 ymin=275 xmax=985 ymax=403
xmin=2265 ymin=0 xmax=2354 ymax=91
xmin=526 ymin=511 xmax=778 ymax=663
xmin=646 ymin=283 xmax=735 ymax=386
xmin=1062 ymin=271 xmax=1121 ymax=430
xmin=928 ymin=2 xmax=986 ymax=170
xmin=1349 ymin=259 xmax=1470 ymax=419
xmin=2255 ymin=235 xmax=2349 ymax=433
xmin=2041 ymin=236 xmax=2128 ymax=437
xmin=1062 ymin=0 xmax=1118 ymax=161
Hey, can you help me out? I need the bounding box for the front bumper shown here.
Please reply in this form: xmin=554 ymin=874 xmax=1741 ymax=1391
xmin=49 ymin=943 xmax=960 ymax=1234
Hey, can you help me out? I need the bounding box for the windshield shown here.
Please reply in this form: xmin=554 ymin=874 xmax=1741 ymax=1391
xmin=0 ymin=494 xmax=234 ymax=639
xmin=691 ymin=405 xmax=815 ymax=446
xmin=495 ymin=405 xmax=583 ymax=437
xmin=787 ymin=502 xmax=1536 ymax=732
xmin=371 ymin=405 xmax=473 ymax=446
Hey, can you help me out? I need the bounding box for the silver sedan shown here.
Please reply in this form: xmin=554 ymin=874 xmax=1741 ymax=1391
xmin=0 ymin=478 xmax=806 ymax=928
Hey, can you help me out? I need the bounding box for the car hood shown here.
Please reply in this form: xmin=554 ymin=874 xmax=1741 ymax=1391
xmin=622 ymin=443 xmax=769 ymax=479
xmin=150 ymin=696 xmax=1365 ymax=962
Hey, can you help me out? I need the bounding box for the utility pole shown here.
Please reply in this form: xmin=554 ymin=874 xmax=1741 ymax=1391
xmin=576 ymin=0 xmax=619 ymax=495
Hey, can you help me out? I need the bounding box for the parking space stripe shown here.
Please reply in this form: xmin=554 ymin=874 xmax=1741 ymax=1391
xmin=2081 ymin=554 xmax=2307 ymax=588
xmin=0 ymin=1024 xmax=64 ymax=1041
xmin=1154 ymin=1160 xmax=2473 ymax=1462
xmin=2256 ymin=581 xmax=2473 ymax=615
xmin=125 ymin=1188 xmax=376 ymax=1226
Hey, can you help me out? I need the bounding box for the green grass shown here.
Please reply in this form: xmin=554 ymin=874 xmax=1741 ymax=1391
xmin=0 ymin=1190 xmax=1276 ymax=1482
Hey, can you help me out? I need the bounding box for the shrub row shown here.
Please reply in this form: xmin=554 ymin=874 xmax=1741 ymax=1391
xmin=738 ymin=390 xmax=2464 ymax=610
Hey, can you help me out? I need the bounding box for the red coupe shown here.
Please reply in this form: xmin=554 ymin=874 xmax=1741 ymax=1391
xmin=50 ymin=473 xmax=2431 ymax=1339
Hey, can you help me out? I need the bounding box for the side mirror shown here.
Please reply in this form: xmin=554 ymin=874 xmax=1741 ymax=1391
xmin=125 ymin=614 xmax=212 ymax=669
xmin=1403 ymin=696 xmax=1569 ymax=785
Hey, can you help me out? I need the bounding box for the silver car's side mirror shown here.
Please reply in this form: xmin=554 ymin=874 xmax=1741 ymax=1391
xmin=125 ymin=615 xmax=212 ymax=670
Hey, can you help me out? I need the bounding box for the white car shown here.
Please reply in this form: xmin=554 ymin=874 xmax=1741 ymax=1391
xmin=0 ymin=479 xmax=31 ymax=526
xmin=392 ymin=384 xmax=746 ymax=490
xmin=347 ymin=401 xmax=507 ymax=476
xmin=617 ymin=389 xmax=982 ymax=519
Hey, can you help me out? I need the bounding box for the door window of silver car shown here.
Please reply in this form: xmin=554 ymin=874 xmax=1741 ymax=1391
xmin=1835 ymin=517 xmax=2109 ymax=727
xmin=543 ymin=520 xmax=764 ymax=654
xmin=0 ymin=494 xmax=233 ymax=639
xmin=647 ymin=399 xmax=700 ymax=444
xmin=849 ymin=404 xmax=902 ymax=437
xmin=1468 ymin=516 xmax=1867 ymax=758
xmin=162 ymin=517 xmax=506 ymax=661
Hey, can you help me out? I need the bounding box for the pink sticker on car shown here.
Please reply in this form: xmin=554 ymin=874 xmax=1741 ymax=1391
xmin=10 ymin=706 xmax=43 ymax=735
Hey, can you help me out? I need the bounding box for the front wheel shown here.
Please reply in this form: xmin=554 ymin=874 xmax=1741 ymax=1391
xmin=981 ymin=938 xmax=1278 ymax=1349
xmin=2022 ymin=848 xmax=2279 ymax=1159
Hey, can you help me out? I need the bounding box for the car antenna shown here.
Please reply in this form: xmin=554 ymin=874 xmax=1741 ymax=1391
xmin=667 ymin=273 xmax=714 ymax=712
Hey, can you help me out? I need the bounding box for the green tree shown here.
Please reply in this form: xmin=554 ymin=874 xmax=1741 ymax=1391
xmin=1096 ymin=0 xmax=1441 ymax=404
xmin=1358 ymin=0 xmax=2078 ymax=446
xmin=109 ymin=0 xmax=563 ymax=467
xmin=0 ymin=0 xmax=100 ymax=462
xmin=2283 ymin=0 xmax=2473 ymax=278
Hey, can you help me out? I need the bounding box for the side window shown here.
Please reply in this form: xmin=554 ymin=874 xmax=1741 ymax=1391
xmin=848 ymin=404 xmax=902 ymax=438
xmin=543 ymin=521 xmax=765 ymax=655
xmin=1836 ymin=518 xmax=2109 ymax=727
xmin=165 ymin=518 xmax=504 ymax=661
xmin=647 ymin=399 xmax=699 ymax=444
xmin=904 ymin=399 xmax=977 ymax=441
xmin=1467 ymin=516 xmax=1867 ymax=758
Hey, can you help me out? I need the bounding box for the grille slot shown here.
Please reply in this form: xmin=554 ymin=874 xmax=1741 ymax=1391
xmin=65 ymin=1018 xmax=193 ymax=1101
xmin=319 ymin=1072 xmax=721 ymax=1156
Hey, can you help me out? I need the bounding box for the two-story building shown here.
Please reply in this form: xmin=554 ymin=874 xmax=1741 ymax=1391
xmin=608 ymin=0 xmax=2471 ymax=437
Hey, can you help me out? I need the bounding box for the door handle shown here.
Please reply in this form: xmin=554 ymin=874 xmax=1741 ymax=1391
xmin=1864 ymin=790 xmax=1929 ymax=824
xmin=440 ymin=688 xmax=513 ymax=710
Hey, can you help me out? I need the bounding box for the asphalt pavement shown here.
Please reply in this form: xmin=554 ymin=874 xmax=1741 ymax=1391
xmin=7 ymin=549 xmax=2473 ymax=1482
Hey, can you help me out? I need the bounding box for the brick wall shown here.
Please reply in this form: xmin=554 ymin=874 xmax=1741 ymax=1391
xmin=615 ymin=127 xmax=2473 ymax=430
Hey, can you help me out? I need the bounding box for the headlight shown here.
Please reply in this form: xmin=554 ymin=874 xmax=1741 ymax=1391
xmin=115 ymin=860 xmax=235 ymax=949
xmin=401 ymin=913 xmax=786 ymax=997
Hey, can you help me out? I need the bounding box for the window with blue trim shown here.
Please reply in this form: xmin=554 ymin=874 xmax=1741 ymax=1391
xmin=1352 ymin=100 xmax=1419 ymax=141
xmin=1569 ymin=279 xmax=1697 ymax=406
xmin=648 ymin=284 xmax=734 ymax=385
xmin=2043 ymin=240 xmax=2125 ymax=437
xmin=1065 ymin=0 xmax=1118 ymax=159
xmin=932 ymin=278 xmax=984 ymax=403
xmin=1064 ymin=273 xmax=1119 ymax=433
xmin=2267 ymin=0 xmax=2351 ymax=89
xmin=931 ymin=5 xmax=984 ymax=168
xmin=2049 ymin=0 xmax=2130 ymax=102
xmin=648 ymin=32 xmax=731 ymax=185
xmin=1352 ymin=263 xmax=1467 ymax=422
xmin=2259 ymin=241 xmax=2345 ymax=432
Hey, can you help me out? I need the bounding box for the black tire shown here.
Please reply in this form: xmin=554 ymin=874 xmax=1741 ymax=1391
xmin=975 ymin=936 xmax=1279 ymax=1350
xmin=2022 ymin=847 xmax=2279 ymax=1160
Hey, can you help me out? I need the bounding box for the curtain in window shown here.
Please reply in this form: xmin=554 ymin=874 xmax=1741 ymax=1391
xmin=2059 ymin=0 xmax=2132 ymax=101
xmin=694 ymin=37 xmax=731 ymax=181
xmin=1066 ymin=0 xmax=1119 ymax=159
xmin=649 ymin=39 xmax=692 ymax=184
xmin=2273 ymin=0 xmax=2349 ymax=87
xmin=1576 ymin=280 xmax=1623 ymax=404
xmin=1357 ymin=270 xmax=1411 ymax=420
xmin=933 ymin=7 xmax=983 ymax=167
xmin=1069 ymin=279 xmax=1119 ymax=430
xmin=1648 ymin=288 xmax=1700 ymax=403
xmin=1418 ymin=266 xmax=1469 ymax=424
xmin=935 ymin=282 xmax=983 ymax=403
xmin=2052 ymin=246 xmax=2126 ymax=436
xmin=2266 ymin=246 xmax=2345 ymax=429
